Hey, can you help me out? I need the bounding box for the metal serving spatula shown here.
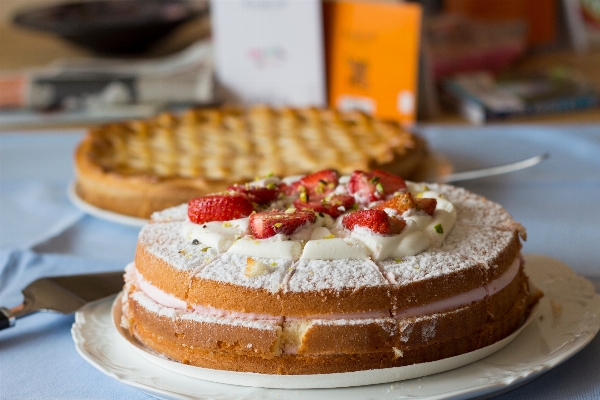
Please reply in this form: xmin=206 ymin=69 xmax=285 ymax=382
xmin=0 ymin=271 xmax=124 ymax=330
xmin=442 ymin=153 xmax=549 ymax=183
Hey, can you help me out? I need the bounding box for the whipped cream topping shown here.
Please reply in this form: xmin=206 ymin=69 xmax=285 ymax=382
xmin=181 ymin=178 xmax=457 ymax=262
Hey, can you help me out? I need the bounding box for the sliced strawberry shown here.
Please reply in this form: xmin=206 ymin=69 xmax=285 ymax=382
xmin=278 ymin=182 xmax=297 ymax=197
xmin=342 ymin=209 xmax=406 ymax=235
xmin=227 ymin=184 xmax=280 ymax=205
xmin=249 ymin=210 xmax=316 ymax=239
xmin=373 ymin=193 xmax=437 ymax=216
xmin=188 ymin=194 xmax=254 ymax=224
xmin=347 ymin=170 xmax=407 ymax=203
xmin=293 ymin=194 xmax=356 ymax=218
xmin=291 ymin=169 xmax=339 ymax=196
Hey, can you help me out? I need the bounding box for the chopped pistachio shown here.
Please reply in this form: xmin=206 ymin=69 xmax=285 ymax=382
xmin=376 ymin=182 xmax=384 ymax=193
xmin=434 ymin=223 xmax=444 ymax=234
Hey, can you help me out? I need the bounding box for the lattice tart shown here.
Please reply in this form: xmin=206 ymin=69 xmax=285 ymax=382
xmin=121 ymin=168 xmax=541 ymax=375
xmin=74 ymin=106 xmax=429 ymax=218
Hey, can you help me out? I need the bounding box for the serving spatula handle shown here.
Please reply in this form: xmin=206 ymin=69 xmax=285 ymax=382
xmin=0 ymin=307 xmax=16 ymax=330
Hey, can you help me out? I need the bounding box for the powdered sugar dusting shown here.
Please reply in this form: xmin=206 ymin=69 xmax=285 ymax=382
xmin=379 ymin=222 xmax=516 ymax=285
xmin=427 ymin=183 xmax=515 ymax=228
xmin=421 ymin=319 xmax=437 ymax=341
xmin=286 ymin=259 xmax=388 ymax=292
xmin=138 ymin=221 xmax=216 ymax=272
xmin=197 ymin=253 xmax=290 ymax=293
xmin=378 ymin=251 xmax=477 ymax=286
xmin=441 ymin=224 xmax=516 ymax=270
xmin=150 ymin=203 xmax=188 ymax=222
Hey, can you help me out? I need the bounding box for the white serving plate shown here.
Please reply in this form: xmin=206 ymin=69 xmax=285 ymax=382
xmin=67 ymin=181 xmax=148 ymax=227
xmin=72 ymin=254 xmax=600 ymax=399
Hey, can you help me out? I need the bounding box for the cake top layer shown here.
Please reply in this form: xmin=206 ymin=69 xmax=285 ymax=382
xmin=139 ymin=169 xmax=523 ymax=299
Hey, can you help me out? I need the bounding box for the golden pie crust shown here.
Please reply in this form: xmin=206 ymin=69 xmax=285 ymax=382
xmin=74 ymin=106 xmax=429 ymax=218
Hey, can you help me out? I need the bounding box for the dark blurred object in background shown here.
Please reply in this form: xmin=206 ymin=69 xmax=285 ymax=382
xmin=424 ymin=14 xmax=528 ymax=81
xmin=12 ymin=0 xmax=208 ymax=55
xmin=443 ymin=0 xmax=558 ymax=48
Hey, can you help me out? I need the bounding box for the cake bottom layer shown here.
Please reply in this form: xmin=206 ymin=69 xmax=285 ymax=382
xmin=122 ymin=272 xmax=539 ymax=375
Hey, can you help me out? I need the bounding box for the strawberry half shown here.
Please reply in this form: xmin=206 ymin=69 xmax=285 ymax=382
xmin=249 ymin=210 xmax=316 ymax=239
xmin=293 ymin=194 xmax=355 ymax=218
xmin=342 ymin=209 xmax=406 ymax=235
xmin=277 ymin=182 xmax=297 ymax=197
xmin=373 ymin=193 xmax=437 ymax=216
xmin=188 ymin=194 xmax=254 ymax=224
xmin=291 ymin=169 xmax=339 ymax=196
xmin=227 ymin=184 xmax=280 ymax=205
xmin=347 ymin=170 xmax=407 ymax=204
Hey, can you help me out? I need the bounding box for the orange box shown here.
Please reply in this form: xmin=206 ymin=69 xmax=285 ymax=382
xmin=324 ymin=1 xmax=422 ymax=125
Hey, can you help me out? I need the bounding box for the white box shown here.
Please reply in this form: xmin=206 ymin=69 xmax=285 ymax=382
xmin=211 ymin=0 xmax=326 ymax=107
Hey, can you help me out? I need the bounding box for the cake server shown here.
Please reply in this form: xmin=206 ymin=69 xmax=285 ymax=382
xmin=442 ymin=153 xmax=549 ymax=183
xmin=0 ymin=271 xmax=124 ymax=330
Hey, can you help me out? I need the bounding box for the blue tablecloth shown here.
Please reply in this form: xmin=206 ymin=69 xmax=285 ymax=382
xmin=1 ymin=124 xmax=599 ymax=399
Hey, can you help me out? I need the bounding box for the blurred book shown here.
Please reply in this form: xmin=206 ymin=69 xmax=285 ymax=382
xmin=210 ymin=0 xmax=326 ymax=107
xmin=0 ymin=40 xmax=213 ymax=127
xmin=324 ymin=1 xmax=422 ymax=125
xmin=442 ymin=67 xmax=600 ymax=124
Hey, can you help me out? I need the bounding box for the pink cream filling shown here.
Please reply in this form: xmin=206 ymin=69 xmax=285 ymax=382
xmin=134 ymin=270 xmax=282 ymax=321
xmin=134 ymin=255 xmax=520 ymax=322
xmin=394 ymin=256 xmax=521 ymax=319
xmin=135 ymin=270 xmax=187 ymax=310
xmin=192 ymin=303 xmax=283 ymax=322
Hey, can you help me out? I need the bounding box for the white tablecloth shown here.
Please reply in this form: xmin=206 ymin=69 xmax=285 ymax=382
xmin=1 ymin=125 xmax=599 ymax=399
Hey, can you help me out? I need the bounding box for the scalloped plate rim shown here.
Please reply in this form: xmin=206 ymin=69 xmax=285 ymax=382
xmin=72 ymin=254 xmax=600 ymax=400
